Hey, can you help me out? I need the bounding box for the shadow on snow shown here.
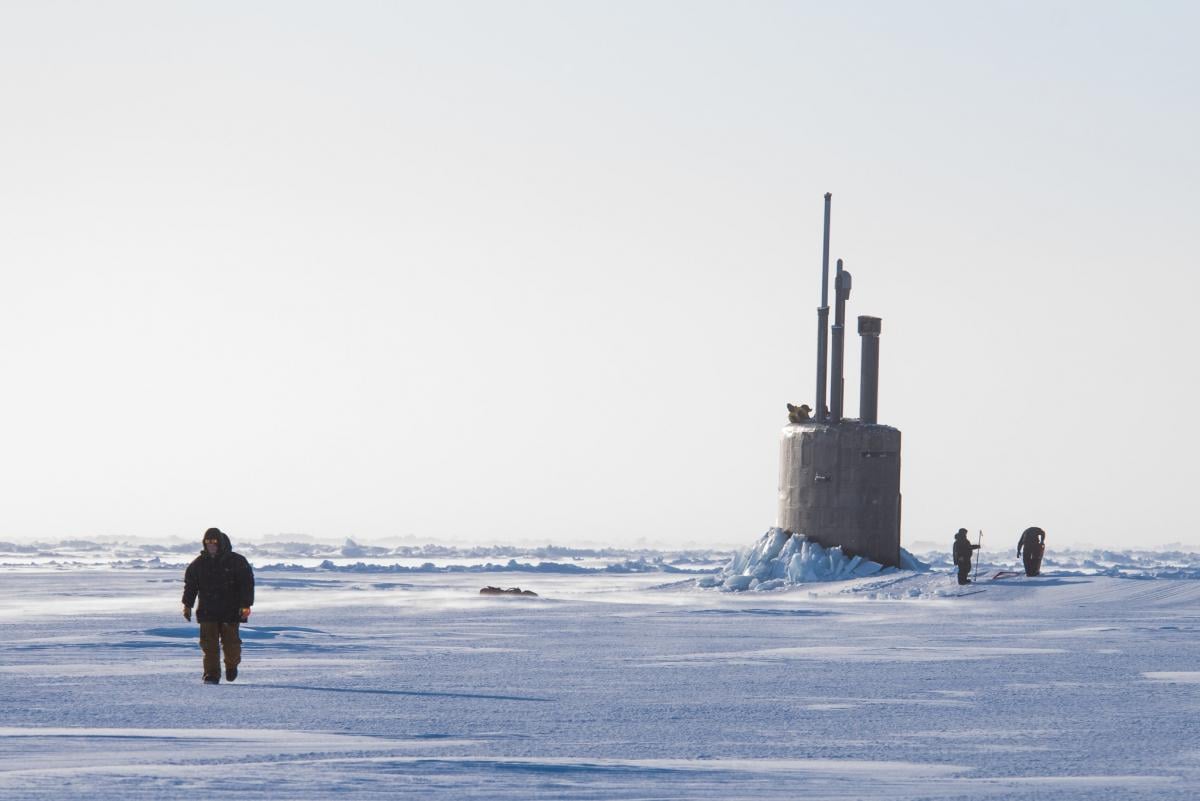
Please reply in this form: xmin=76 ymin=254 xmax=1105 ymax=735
xmin=234 ymin=684 xmax=555 ymax=703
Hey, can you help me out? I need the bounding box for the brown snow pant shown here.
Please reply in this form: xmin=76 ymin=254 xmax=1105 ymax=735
xmin=199 ymin=622 xmax=241 ymax=677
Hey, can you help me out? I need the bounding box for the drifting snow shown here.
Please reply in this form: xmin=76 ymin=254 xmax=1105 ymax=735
xmin=701 ymin=528 xmax=928 ymax=591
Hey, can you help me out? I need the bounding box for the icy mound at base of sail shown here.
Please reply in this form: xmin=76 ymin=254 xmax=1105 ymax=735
xmin=699 ymin=528 xmax=928 ymax=591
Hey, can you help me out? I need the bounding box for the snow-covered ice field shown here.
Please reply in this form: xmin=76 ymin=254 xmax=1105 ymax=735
xmin=3 ymin=546 xmax=1200 ymax=799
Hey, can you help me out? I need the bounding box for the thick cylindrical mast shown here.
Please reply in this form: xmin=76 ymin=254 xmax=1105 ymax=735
xmin=830 ymin=258 xmax=851 ymax=422
xmin=814 ymin=193 xmax=831 ymax=423
xmin=858 ymin=315 xmax=881 ymax=424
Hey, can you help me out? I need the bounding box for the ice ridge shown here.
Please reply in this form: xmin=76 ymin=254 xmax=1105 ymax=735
xmin=701 ymin=528 xmax=928 ymax=591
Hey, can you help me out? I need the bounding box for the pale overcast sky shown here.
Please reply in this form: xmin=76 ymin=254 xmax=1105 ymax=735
xmin=1 ymin=1 xmax=1197 ymax=550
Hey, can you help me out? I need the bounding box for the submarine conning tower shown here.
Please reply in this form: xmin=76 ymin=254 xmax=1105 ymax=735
xmin=777 ymin=194 xmax=902 ymax=568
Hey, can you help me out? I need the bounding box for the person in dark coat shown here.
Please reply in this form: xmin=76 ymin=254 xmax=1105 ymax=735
xmin=952 ymin=528 xmax=980 ymax=585
xmin=182 ymin=527 xmax=254 ymax=684
xmin=1017 ymin=526 xmax=1046 ymax=577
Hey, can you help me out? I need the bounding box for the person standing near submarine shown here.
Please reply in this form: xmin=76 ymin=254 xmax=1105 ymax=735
xmin=1017 ymin=526 xmax=1047 ymax=577
xmin=952 ymin=528 xmax=980 ymax=585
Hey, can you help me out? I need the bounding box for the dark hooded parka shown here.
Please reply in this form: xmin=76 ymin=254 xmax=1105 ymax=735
xmin=183 ymin=528 xmax=254 ymax=623
xmin=952 ymin=528 xmax=980 ymax=585
xmin=1017 ymin=526 xmax=1046 ymax=577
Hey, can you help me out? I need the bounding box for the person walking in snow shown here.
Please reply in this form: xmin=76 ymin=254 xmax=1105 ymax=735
xmin=182 ymin=527 xmax=254 ymax=684
xmin=1017 ymin=526 xmax=1046 ymax=577
xmin=952 ymin=528 xmax=980 ymax=585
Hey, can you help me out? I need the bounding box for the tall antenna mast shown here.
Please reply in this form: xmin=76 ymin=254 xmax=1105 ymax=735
xmin=814 ymin=193 xmax=831 ymax=422
xmin=830 ymin=258 xmax=851 ymax=422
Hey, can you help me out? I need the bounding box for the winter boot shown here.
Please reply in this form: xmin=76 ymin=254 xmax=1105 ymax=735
xmin=203 ymin=674 xmax=220 ymax=685
xmin=226 ymin=666 xmax=237 ymax=682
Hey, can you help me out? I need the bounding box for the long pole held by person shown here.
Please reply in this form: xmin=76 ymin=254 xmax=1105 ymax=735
xmin=973 ymin=530 xmax=983 ymax=583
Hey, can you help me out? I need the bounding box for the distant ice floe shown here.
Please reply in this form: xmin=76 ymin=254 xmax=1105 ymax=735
xmin=700 ymin=528 xmax=928 ymax=592
xmin=6 ymin=535 xmax=1200 ymax=581
xmin=289 ymin=558 xmax=693 ymax=575
xmin=918 ymin=548 xmax=1200 ymax=580
xmin=0 ymin=539 xmax=722 ymax=575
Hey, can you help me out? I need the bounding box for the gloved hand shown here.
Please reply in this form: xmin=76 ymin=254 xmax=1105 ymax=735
xmin=239 ymin=607 xmax=251 ymax=623
xmin=182 ymin=605 xmax=192 ymax=621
